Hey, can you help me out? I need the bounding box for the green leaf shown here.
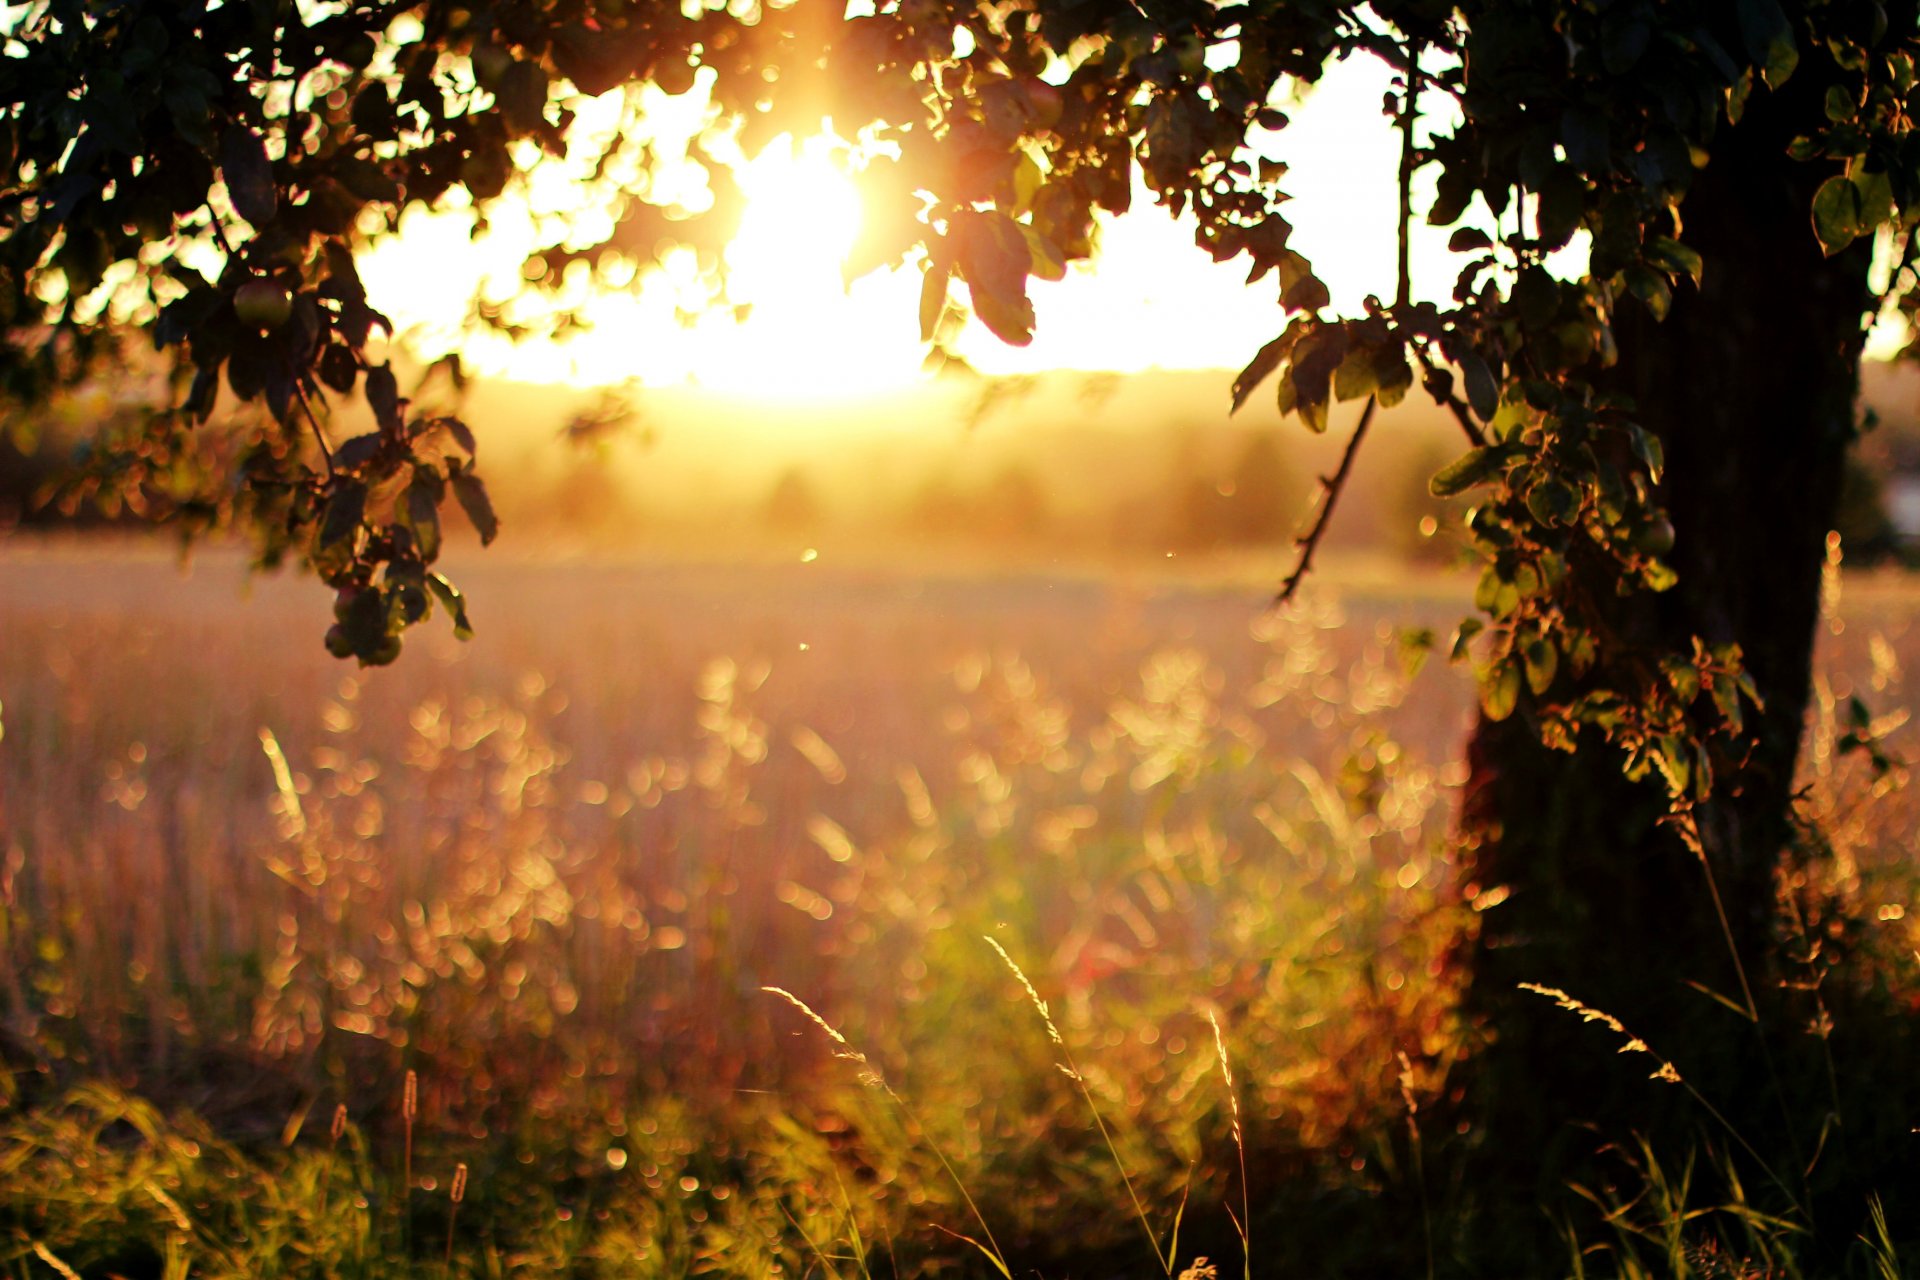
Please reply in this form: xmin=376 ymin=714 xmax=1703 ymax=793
xmin=1737 ymin=0 xmax=1798 ymax=89
xmin=1451 ymin=617 xmax=1485 ymax=663
xmin=404 ymin=474 xmax=442 ymax=562
xmin=1525 ymin=477 xmax=1579 ymax=526
xmin=453 ymin=470 xmax=499 ymax=545
xmin=384 ymin=564 xmax=431 ymax=628
xmin=427 ymin=573 xmax=475 ymax=641
xmin=1628 ymin=425 xmax=1665 ymax=483
xmin=1643 ymin=237 xmax=1704 ymax=288
xmin=1481 ymin=660 xmax=1522 ymax=722
xmin=1853 ymin=169 xmax=1894 ymax=228
xmin=1522 ymin=636 xmax=1559 ymax=695
xmin=1812 ymin=174 xmax=1866 ymax=255
xmin=1431 ymin=446 xmax=1509 ymax=497
xmin=1332 ymin=342 xmax=1379 ymax=402
xmin=1460 ymin=351 xmax=1499 ymax=423
xmin=1374 ymin=347 xmax=1414 ymax=408
xmin=1623 ymin=263 xmax=1672 ymax=321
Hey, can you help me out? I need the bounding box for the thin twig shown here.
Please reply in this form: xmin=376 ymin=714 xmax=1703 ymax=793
xmin=1275 ymin=395 xmax=1377 ymax=607
xmin=203 ymin=202 xmax=236 ymax=260
xmin=1396 ymin=35 xmax=1420 ymax=311
xmin=294 ymin=380 xmax=336 ymax=476
xmin=1412 ymin=346 xmax=1488 ymax=447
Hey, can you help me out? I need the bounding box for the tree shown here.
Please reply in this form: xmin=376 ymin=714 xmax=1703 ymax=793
xmin=6 ymin=0 xmax=1920 ymax=1264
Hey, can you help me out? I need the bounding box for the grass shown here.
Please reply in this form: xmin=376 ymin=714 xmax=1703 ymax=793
xmin=0 ymin=540 xmax=1917 ymax=1276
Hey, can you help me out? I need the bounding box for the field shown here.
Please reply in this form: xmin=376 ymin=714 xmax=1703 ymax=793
xmin=2 ymin=540 xmax=1918 ymax=1278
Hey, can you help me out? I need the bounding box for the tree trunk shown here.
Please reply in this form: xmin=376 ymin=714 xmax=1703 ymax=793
xmin=1450 ymin=69 xmax=1878 ymax=1265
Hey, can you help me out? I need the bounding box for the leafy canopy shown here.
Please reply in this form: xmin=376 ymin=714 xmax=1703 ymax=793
xmin=3 ymin=0 xmax=1918 ymax=802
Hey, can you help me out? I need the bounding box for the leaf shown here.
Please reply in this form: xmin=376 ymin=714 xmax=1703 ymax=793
xmin=427 ymin=573 xmax=475 ymax=641
xmin=1629 ymin=425 xmax=1665 ymax=483
xmin=453 ymin=470 xmax=499 ymax=545
xmin=219 ymin=124 xmax=277 ymax=227
xmin=1019 ymin=224 xmax=1066 ymax=282
xmin=1736 ymin=0 xmax=1798 ymax=89
xmin=1431 ymin=446 xmax=1509 ymax=497
xmin=1332 ymin=342 xmax=1379 ymax=402
xmin=497 ymin=60 xmax=550 ymax=135
xmin=1481 ymin=660 xmax=1522 ymax=722
xmin=1811 ymin=174 xmax=1866 ymax=255
xmin=1512 ymin=266 xmax=1558 ymax=328
xmin=404 ymin=474 xmax=442 ymax=562
xmin=317 ymin=480 xmax=365 ymax=555
xmin=1281 ymin=270 xmax=1330 ymax=315
xmin=383 ymin=564 xmax=431 ymax=628
xmin=1451 ymin=617 xmax=1485 ymax=663
xmin=1643 ymin=237 xmax=1703 ymax=288
xmin=1231 ymin=331 xmax=1294 ymax=414
xmin=1448 ymin=227 xmax=1493 ymax=254
xmin=918 ymin=259 xmax=950 ymax=344
xmin=1623 ymin=263 xmax=1672 ymax=320
xmin=333 ymin=433 xmax=381 ymax=471
xmin=1374 ymin=347 xmax=1414 ymax=408
xmin=1525 ymin=477 xmax=1579 ymax=526
xmin=366 ymin=364 xmax=401 ymax=433
xmin=1460 ymin=351 xmax=1499 ymax=423
xmin=319 ymin=343 xmax=358 ymax=394
xmin=1522 ymin=636 xmax=1559 ymax=695
xmin=1601 ymin=14 xmax=1651 ymax=74
xmin=954 ymin=210 xmax=1035 ymax=346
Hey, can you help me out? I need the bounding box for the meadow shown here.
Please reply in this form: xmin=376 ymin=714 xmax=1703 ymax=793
xmin=2 ymin=540 xmax=1917 ymax=1278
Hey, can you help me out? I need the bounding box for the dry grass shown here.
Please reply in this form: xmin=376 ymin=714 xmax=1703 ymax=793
xmin=1 ymin=538 xmax=1916 ymax=1275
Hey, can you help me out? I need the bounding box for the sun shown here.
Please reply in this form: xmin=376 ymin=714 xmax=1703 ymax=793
xmin=723 ymin=134 xmax=864 ymax=306
xmin=663 ymin=133 xmax=932 ymax=398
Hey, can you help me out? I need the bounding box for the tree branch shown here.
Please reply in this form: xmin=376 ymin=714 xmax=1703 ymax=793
xmin=1275 ymin=395 xmax=1377 ymax=607
xmin=294 ymin=380 xmax=336 ymax=477
xmin=1413 ymin=345 xmax=1488 ymax=447
xmin=1396 ymin=35 xmax=1420 ymax=311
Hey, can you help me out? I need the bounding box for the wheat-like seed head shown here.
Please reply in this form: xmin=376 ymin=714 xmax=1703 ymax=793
xmin=1206 ymin=1008 xmax=1244 ymax=1143
xmin=761 ymin=986 xmax=869 ymax=1064
xmin=984 ymin=935 xmax=1064 ymax=1047
xmin=1518 ymin=983 xmax=1683 ymax=1083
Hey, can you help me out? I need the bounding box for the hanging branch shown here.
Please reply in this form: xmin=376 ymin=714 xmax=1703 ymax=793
xmin=1275 ymin=395 xmax=1378 ymax=607
xmin=294 ymin=380 xmax=337 ymax=477
xmin=1413 ymin=345 xmax=1488 ymax=447
xmin=1396 ymin=35 xmax=1420 ymax=312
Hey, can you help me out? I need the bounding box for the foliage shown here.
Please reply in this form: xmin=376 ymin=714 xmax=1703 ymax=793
xmin=0 ymin=0 xmax=1913 ymax=703
xmin=2 ymin=558 xmax=1920 ymax=1274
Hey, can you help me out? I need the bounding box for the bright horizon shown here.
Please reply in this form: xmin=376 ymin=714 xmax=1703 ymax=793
xmin=358 ymin=55 xmax=1489 ymax=399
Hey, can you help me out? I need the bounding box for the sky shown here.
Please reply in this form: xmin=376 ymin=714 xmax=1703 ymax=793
xmin=357 ymin=54 xmax=1474 ymax=396
xmin=354 ymin=51 xmax=1901 ymax=398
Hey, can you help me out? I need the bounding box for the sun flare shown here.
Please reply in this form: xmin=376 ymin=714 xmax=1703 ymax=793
xmin=724 ymin=136 xmax=864 ymax=306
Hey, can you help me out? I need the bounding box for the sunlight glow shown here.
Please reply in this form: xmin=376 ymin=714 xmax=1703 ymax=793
xmin=362 ymin=55 xmax=1781 ymax=400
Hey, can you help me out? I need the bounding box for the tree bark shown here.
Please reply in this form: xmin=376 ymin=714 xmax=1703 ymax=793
xmin=1450 ymin=68 xmax=1879 ymax=1265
